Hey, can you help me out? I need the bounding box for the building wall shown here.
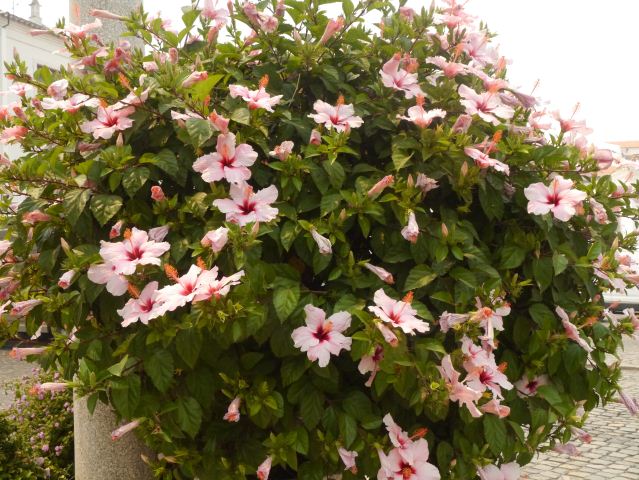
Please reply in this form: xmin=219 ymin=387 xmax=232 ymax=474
xmin=0 ymin=16 xmax=67 ymax=159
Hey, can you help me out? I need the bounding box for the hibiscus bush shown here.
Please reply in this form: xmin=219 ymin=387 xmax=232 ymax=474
xmin=1 ymin=0 xmax=639 ymax=479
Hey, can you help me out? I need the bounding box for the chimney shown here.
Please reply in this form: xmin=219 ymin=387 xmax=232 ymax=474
xmin=69 ymin=0 xmax=143 ymax=45
xmin=29 ymin=0 xmax=42 ymax=25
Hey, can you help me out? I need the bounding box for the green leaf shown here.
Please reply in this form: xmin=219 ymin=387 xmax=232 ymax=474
xmin=322 ymin=160 xmax=345 ymax=189
xmin=320 ymin=193 xmax=341 ymax=217
xmin=176 ymin=396 xmax=202 ymax=438
xmin=300 ymin=390 xmax=324 ymax=429
xmin=553 ymin=252 xmax=569 ymax=275
xmin=107 ymin=355 xmax=129 ymax=377
xmin=533 ymin=257 xmax=553 ymax=292
xmin=122 ymin=167 xmax=150 ymax=198
xmin=404 ymin=265 xmax=437 ymax=291
xmin=280 ymin=221 xmax=298 ymax=251
xmin=186 ymin=118 xmax=213 ymax=146
xmin=110 ymin=374 xmax=141 ymax=419
xmin=154 ymin=149 xmax=183 ymax=184
xmin=478 ymin=183 xmax=504 ymax=220
xmin=231 ymin=107 xmax=250 ymax=125
xmin=90 ymin=194 xmax=123 ymax=226
xmin=500 ymin=245 xmax=526 ymax=269
xmin=144 ymin=350 xmax=174 ymax=393
xmin=176 ymin=329 xmax=203 ymax=369
xmin=64 ymin=189 xmax=91 ymax=225
xmin=483 ymin=414 xmax=507 ymax=456
xmin=338 ymin=413 xmax=358 ymax=448
xmin=529 ymin=304 xmax=557 ymax=330
xmin=272 ymin=278 xmax=300 ymax=321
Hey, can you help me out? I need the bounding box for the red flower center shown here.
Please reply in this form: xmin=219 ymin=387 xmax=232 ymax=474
xmin=240 ymin=200 xmax=256 ymax=215
xmin=400 ymin=463 xmax=416 ymax=479
xmin=313 ymin=322 xmax=333 ymax=342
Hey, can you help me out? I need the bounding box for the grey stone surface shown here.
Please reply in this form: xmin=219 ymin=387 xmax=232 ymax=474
xmin=69 ymin=0 xmax=142 ymax=45
xmin=74 ymin=392 xmax=153 ymax=480
xmin=0 ymin=349 xmax=37 ymax=409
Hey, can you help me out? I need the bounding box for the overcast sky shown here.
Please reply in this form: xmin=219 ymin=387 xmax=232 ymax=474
xmin=7 ymin=0 xmax=639 ymax=145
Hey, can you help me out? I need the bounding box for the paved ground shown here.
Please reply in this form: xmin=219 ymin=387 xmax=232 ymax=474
xmin=1 ymin=342 xmax=638 ymax=477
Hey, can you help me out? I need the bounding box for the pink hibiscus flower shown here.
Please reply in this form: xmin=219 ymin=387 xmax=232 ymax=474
xmin=383 ymin=413 xmax=411 ymax=449
xmin=87 ymin=262 xmax=129 ymax=296
xmin=229 ymin=76 xmax=282 ymax=112
xmin=463 ymin=147 xmax=510 ymax=175
xmin=364 ymin=263 xmax=394 ymax=284
xmin=380 ymin=53 xmax=424 ymax=99
xmin=471 ymin=299 xmax=511 ymax=344
xmin=308 ymin=97 xmax=363 ymax=132
xmin=117 ymin=281 xmax=165 ymax=327
xmin=193 ymin=267 xmax=244 ymax=302
xmin=223 ymin=397 xmax=241 ymax=422
xmin=291 ymin=304 xmax=352 ymax=367
xmin=269 ymin=141 xmax=294 ymax=161
xmin=338 ymin=447 xmax=358 ymax=473
xmin=514 ymin=374 xmax=548 ymax=396
xmin=358 ymin=345 xmax=384 ymax=387
xmin=257 ymin=456 xmax=272 ymax=480
xmin=438 ymin=355 xmax=483 ymax=417
xmin=458 ymin=85 xmax=514 ymax=126
xmin=9 ymin=346 xmax=47 ymax=361
xmin=80 ymin=105 xmax=135 ymax=139
xmin=465 ymin=360 xmax=513 ymax=400
xmin=524 ymin=175 xmax=587 ymax=221
xmin=556 ymin=306 xmax=593 ymax=352
xmin=397 ymin=97 xmax=447 ymax=129
xmin=58 ymin=270 xmax=76 ymax=289
xmin=479 ymin=399 xmax=511 ymax=418
xmin=193 ymin=132 xmax=257 ymax=184
xmin=98 ymin=227 xmax=170 ymax=275
xmin=212 ymin=182 xmax=279 ymax=226
xmin=368 ymin=289 xmax=429 ymax=335
xmin=425 ymin=56 xmax=468 ymax=78
xmin=201 ymin=226 xmax=229 ymax=252
xmin=401 ymin=211 xmax=420 ymax=243
xmin=477 ymin=462 xmax=520 ymax=480
xmin=154 ymin=265 xmax=202 ymax=313
xmin=0 ymin=126 xmax=28 ymax=144
xmin=377 ymin=439 xmax=441 ymax=480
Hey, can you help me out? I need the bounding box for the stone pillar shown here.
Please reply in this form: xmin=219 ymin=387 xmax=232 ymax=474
xmin=74 ymin=393 xmax=153 ymax=480
xmin=69 ymin=0 xmax=143 ymax=45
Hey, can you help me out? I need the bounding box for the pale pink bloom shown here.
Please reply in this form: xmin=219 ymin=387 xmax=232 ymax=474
xmin=376 ymin=322 xmax=399 ymax=347
xmin=10 ymin=299 xmax=42 ymax=317
xmin=589 ymin=198 xmax=608 ymax=224
xmin=9 ymin=347 xmax=46 ymax=361
xmin=593 ymin=149 xmax=614 ymax=169
xmin=309 ymin=129 xmax=322 ymax=145
xmin=33 ymin=382 xmax=68 ymax=394
xmin=358 ymin=345 xmax=383 ymax=387
xmin=426 ymin=56 xmax=467 ymax=78
xmin=117 ymin=281 xmax=164 ymax=327
xmin=213 ymin=182 xmax=279 ymax=226
xmin=480 ymin=399 xmax=510 ymax=418
xmin=439 ymin=311 xmax=470 ymax=332
xmin=257 ymin=456 xmax=272 ymax=480
xmin=477 ymin=462 xmax=520 ymax=480
xmin=377 ymin=439 xmax=440 ymax=480
xmin=8 ymin=82 xmax=34 ymax=97
xmin=464 ymin=147 xmax=509 ymax=175
xmin=383 ymin=413 xmax=411 ymax=449
xmin=338 ymin=447 xmax=358 ymax=473
xmin=111 ymin=420 xmax=140 ymax=441
xmin=401 ymin=211 xmax=420 ymax=243
xmin=380 ymin=54 xmax=424 ymax=99
xmin=319 ymin=17 xmax=344 ymax=44
xmin=155 ymin=265 xmax=202 ymax=312
xmin=223 ymin=397 xmax=241 ymax=422
xmin=461 ymin=336 xmax=491 ymax=372
xmin=529 ymin=110 xmax=553 ymax=131
xmin=229 ymin=84 xmax=282 ymax=112
xmin=414 ymin=174 xmax=439 ymax=195
xmin=310 ymin=229 xmax=332 ymax=255
xmin=201 ymin=227 xmax=229 ymax=252
xmin=308 ymin=99 xmax=363 ymax=132
xmin=571 ymin=427 xmax=592 ymax=444
xmin=23 ymin=210 xmax=51 ymax=224
xmin=438 ymin=355 xmax=483 ymax=417
xmin=143 ymin=61 xmax=159 ymax=72
xmin=472 ymin=300 xmax=511 ymax=343
xmin=151 ymin=186 xmax=165 ymax=201
xmin=113 ymin=89 xmax=150 ymax=109
xmin=553 ymin=111 xmax=592 ymax=135
xmin=398 ymin=105 xmax=446 ymax=128
xmin=619 ymin=390 xmax=639 ymax=415
xmin=193 ymin=132 xmax=257 ymax=184
xmin=462 ymin=32 xmax=499 ymax=67
xmin=364 ymin=263 xmax=394 ymax=284
xmin=468 ymin=69 xmax=509 ymax=92
xmin=208 ymin=110 xmax=230 ymax=133
xmin=201 ymin=0 xmax=230 ymax=25
xmin=0 ymin=240 xmax=11 ymax=256
xmin=514 ymin=374 xmax=548 ymax=396
xmin=58 ymin=270 xmax=76 ymax=289
xmin=148 ymin=226 xmax=169 ymax=242
xmin=47 ymin=79 xmax=68 ymax=100
xmin=500 ymin=89 xmax=537 ymax=109
xmin=181 ymin=71 xmax=208 ymax=88
xmin=90 ymin=9 xmax=126 ymax=20
xmin=193 ymin=268 xmax=244 ymax=302
xmin=458 ymin=85 xmax=514 ymax=126
xmin=556 ymin=306 xmax=593 ymax=353
xmin=110 ymin=220 xmax=124 ymax=239
xmin=553 ymin=442 xmax=580 ymax=456
xmin=399 ymin=6 xmax=416 ymax=21
xmin=99 ymin=228 xmax=170 ymax=275
xmin=87 ymin=262 xmax=129 ymax=296
xmin=452 ymin=114 xmax=473 ymax=133
xmin=0 ymin=154 xmax=10 ymax=167
xmin=0 ymin=126 xmax=28 ymax=144
xmin=269 ymin=141 xmax=294 ymax=161
xmin=369 ymin=289 xmax=429 ymax=335
xmin=291 ymin=304 xmax=352 ymax=367
xmin=465 ymin=361 xmax=513 ymax=399
xmin=80 ymin=105 xmax=135 ymax=140
xmin=42 ymin=94 xmax=100 ymax=113
xmin=524 ymin=175 xmax=587 ymax=221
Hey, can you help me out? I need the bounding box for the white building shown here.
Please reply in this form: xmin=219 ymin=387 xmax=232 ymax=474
xmin=0 ymin=3 xmax=67 ymax=159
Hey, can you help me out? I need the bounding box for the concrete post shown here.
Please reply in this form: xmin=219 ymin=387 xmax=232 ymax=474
xmin=74 ymin=393 xmax=153 ymax=480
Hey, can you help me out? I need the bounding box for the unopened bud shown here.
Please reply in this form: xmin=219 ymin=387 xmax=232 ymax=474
xmin=441 ymin=223 xmax=449 ymax=238
xmin=460 ymin=161 xmax=468 ymax=177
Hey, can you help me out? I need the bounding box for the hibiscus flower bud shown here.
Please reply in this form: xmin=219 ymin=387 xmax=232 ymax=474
xmin=364 ymin=263 xmax=394 ymax=284
xmin=58 ymin=270 xmax=76 ymax=289
xmin=319 ymin=17 xmax=344 ymax=45
xmin=223 ymin=397 xmax=241 ymax=422
xmin=182 ymin=71 xmax=208 ymax=88
xmin=257 ymin=456 xmax=272 ymax=480
xmin=309 ymin=129 xmax=321 ymax=145
xmin=399 ymin=6 xmax=416 ymax=21
xmin=111 ymin=419 xmax=141 ymax=441
xmin=90 ymin=9 xmax=126 ymax=20
xmin=401 ymin=211 xmax=419 ymax=243
xmin=168 ymin=48 xmax=179 ymax=63
xmin=376 ymin=322 xmax=399 ymax=347
xmin=367 ymin=175 xmax=394 ymax=198
xmin=452 ymin=114 xmax=472 ymax=133
xmin=116 ymin=132 xmax=124 ymax=147
xmin=441 ymin=223 xmax=449 ymax=238
xmin=311 ymin=229 xmax=332 ymax=255
xmin=110 ymin=220 xmax=124 ymax=239
xmin=338 ymin=448 xmax=358 ymax=474
xmin=151 ymin=186 xmax=165 ymax=201
xmin=201 ymin=227 xmax=229 ymax=253
xmin=9 ymin=347 xmax=46 ymax=360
